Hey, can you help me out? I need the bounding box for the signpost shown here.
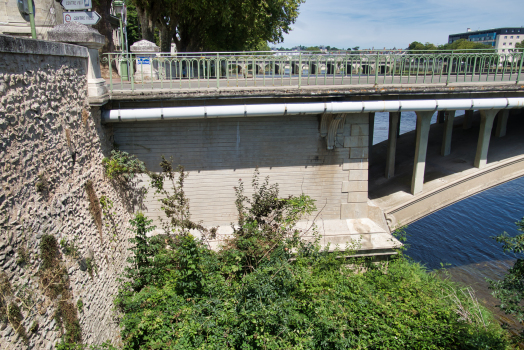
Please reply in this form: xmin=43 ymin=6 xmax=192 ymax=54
xmin=61 ymin=0 xmax=92 ymax=11
xmin=63 ymin=11 xmax=101 ymax=25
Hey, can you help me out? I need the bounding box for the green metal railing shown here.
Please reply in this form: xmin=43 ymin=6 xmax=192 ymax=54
xmin=101 ymin=49 xmax=524 ymax=92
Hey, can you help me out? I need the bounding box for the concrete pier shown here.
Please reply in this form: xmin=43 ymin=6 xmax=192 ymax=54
xmin=474 ymin=110 xmax=498 ymax=169
xmin=411 ymin=111 xmax=434 ymax=195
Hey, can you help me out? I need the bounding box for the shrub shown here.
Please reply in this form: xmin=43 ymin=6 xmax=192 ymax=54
xmin=102 ymin=150 xmax=146 ymax=181
xmin=115 ymin=170 xmax=510 ymax=350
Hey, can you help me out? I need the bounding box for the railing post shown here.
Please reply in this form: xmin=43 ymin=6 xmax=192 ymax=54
xmin=517 ymin=49 xmax=524 ymax=84
xmin=129 ymin=53 xmax=135 ymax=91
xmin=446 ymin=51 xmax=453 ymax=85
xmin=374 ymin=52 xmax=379 ymax=85
xmin=298 ymin=53 xmax=302 ymax=88
xmin=216 ymin=53 xmax=220 ymax=89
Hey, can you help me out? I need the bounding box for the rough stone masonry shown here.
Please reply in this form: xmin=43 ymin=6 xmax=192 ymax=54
xmin=0 ymin=35 xmax=133 ymax=349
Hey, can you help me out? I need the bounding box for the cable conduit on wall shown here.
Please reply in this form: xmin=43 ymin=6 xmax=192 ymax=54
xmin=102 ymin=98 xmax=524 ymax=123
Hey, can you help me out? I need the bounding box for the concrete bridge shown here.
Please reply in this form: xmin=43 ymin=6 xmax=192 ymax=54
xmin=5 ymin=30 xmax=523 ymax=256
xmin=89 ymin=41 xmax=524 ymax=256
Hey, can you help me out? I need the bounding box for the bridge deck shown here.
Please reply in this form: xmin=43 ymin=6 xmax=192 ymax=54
xmin=369 ymin=109 xmax=524 ymax=227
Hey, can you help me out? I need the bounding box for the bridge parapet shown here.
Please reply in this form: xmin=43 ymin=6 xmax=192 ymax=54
xmin=102 ymin=49 xmax=524 ymax=94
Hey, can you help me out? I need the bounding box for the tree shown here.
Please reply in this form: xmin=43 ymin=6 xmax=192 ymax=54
xmin=92 ymin=0 xmax=116 ymax=53
xmin=130 ymin=0 xmax=305 ymax=52
xmin=125 ymin=3 xmax=142 ymax=48
xmin=489 ymin=217 xmax=524 ymax=341
xmin=516 ymin=40 xmax=524 ymax=49
xmin=352 ymin=46 xmax=360 ymax=51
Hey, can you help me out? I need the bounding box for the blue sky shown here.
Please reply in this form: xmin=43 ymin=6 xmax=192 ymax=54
xmin=280 ymin=0 xmax=524 ymax=49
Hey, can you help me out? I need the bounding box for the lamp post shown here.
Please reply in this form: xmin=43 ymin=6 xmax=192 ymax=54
xmin=113 ymin=0 xmax=129 ymax=81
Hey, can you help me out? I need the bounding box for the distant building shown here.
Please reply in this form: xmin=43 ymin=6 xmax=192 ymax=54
xmin=448 ymin=27 xmax=524 ymax=53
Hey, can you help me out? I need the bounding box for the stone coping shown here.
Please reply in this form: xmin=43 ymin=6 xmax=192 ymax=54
xmin=0 ymin=34 xmax=88 ymax=58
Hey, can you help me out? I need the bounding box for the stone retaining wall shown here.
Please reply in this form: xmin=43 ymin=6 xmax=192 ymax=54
xmin=0 ymin=36 xmax=133 ymax=349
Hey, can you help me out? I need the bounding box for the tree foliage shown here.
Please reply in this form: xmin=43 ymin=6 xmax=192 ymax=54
xmin=490 ymin=217 xmax=524 ymax=341
xmin=407 ymin=39 xmax=494 ymax=53
xmin=129 ymin=0 xmax=305 ymax=52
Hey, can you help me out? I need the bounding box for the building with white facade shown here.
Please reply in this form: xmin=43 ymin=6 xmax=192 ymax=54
xmin=448 ymin=27 xmax=524 ymax=53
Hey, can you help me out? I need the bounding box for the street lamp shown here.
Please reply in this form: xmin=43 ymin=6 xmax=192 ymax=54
xmin=113 ymin=0 xmax=129 ymax=81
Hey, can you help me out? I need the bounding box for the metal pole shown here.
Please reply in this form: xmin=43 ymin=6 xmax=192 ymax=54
xmin=118 ymin=17 xmax=129 ymax=81
xmin=27 ymin=0 xmax=36 ymax=39
xmin=517 ymin=49 xmax=524 ymax=84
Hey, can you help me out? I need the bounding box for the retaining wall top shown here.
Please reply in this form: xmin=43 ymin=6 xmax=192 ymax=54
xmin=0 ymin=34 xmax=88 ymax=58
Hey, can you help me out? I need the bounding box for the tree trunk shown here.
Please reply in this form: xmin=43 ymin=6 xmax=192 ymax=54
xmin=136 ymin=7 xmax=155 ymax=42
xmin=159 ymin=22 xmax=176 ymax=53
xmin=92 ymin=0 xmax=115 ymax=53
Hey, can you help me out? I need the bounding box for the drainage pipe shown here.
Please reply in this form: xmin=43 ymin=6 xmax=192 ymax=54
xmin=102 ymin=97 xmax=524 ymax=123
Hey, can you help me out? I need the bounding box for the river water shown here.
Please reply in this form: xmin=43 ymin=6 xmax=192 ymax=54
xmin=372 ymin=112 xmax=524 ymax=329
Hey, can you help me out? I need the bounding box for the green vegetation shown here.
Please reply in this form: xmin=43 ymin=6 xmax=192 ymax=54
xmin=407 ymin=39 xmax=494 ymax=53
xmin=29 ymin=320 xmax=39 ymax=333
xmin=76 ymin=298 xmax=84 ymax=313
xmin=516 ymin=40 xmax=524 ymax=49
xmin=490 ymin=216 xmax=524 ymax=342
xmin=100 ymin=196 xmax=118 ymax=241
xmin=113 ymin=166 xmax=509 ymax=349
xmin=60 ymin=238 xmax=80 ymax=259
xmin=16 ymin=246 xmax=29 ymax=265
xmin=85 ymin=257 xmax=97 ymax=278
xmin=39 ymin=234 xmax=82 ymax=344
xmin=85 ymin=180 xmax=103 ymax=236
xmin=102 ymin=150 xmax=146 ymax=181
xmin=35 ymin=172 xmax=48 ymax=193
xmin=129 ymin=0 xmax=304 ymax=52
xmin=7 ymin=302 xmax=27 ymax=343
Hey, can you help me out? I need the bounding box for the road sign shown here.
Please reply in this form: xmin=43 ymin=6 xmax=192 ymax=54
xmin=63 ymin=11 xmax=100 ymax=25
xmin=61 ymin=0 xmax=92 ymax=11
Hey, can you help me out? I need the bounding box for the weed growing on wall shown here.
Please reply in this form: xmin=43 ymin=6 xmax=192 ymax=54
xmin=35 ymin=173 xmax=49 ymax=193
xmin=60 ymin=238 xmax=80 ymax=259
xmin=7 ymin=302 xmax=27 ymax=343
xmin=85 ymin=180 xmax=103 ymax=237
xmin=114 ymin=169 xmax=510 ymax=349
xmin=16 ymin=246 xmax=29 ymax=265
xmin=76 ymin=298 xmax=83 ymax=313
xmin=102 ymin=150 xmax=146 ymax=182
xmin=39 ymin=234 xmax=82 ymax=343
xmin=100 ymin=195 xmax=118 ymax=241
xmin=0 ymin=272 xmax=12 ymax=324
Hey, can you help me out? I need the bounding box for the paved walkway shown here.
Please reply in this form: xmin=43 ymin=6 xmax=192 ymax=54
xmin=106 ymin=73 xmax=520 ymax=92
xmin=369 ymin=109 xmax=524 ymax=227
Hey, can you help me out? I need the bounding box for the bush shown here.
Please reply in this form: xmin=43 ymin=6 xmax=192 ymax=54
xmin=115 ymin=170 xmax=510 ymax=349
xmin=102 ymin=150 xmax=146 ymax=181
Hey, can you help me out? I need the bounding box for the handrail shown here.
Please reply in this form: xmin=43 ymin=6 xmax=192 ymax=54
xmin=101 ymin=50 xmax=524 ymax=93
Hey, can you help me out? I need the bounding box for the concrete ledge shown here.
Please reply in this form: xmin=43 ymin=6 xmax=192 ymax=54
xmin=384 ymin=155 xmax=524 ymax=228
xmin=107 ymin=81 xmax=524 ymax=102
xmin=168 ymin=218 xmax=401 ymax=257
xmin=0 ymin=34 xmax=88 ymax=58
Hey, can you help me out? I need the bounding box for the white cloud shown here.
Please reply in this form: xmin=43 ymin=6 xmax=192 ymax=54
xmin=279 ymin=0 xmax=524 ymax=49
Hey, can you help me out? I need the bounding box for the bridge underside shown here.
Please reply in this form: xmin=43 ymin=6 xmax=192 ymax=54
xmin=369 ymin=109 xmax=524 ymax=228
xmin=105 ymin=86 xmax=524 ymax=256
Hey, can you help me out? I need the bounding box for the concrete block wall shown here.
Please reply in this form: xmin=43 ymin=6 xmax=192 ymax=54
xmin=341 ymin=113 xmax=369 ymax=220
xmin=113 ymin=113 xmax=371 ymax=229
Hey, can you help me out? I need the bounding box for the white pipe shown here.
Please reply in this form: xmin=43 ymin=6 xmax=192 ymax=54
xmin=102 ymin=97 xmax=524 ymax=123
